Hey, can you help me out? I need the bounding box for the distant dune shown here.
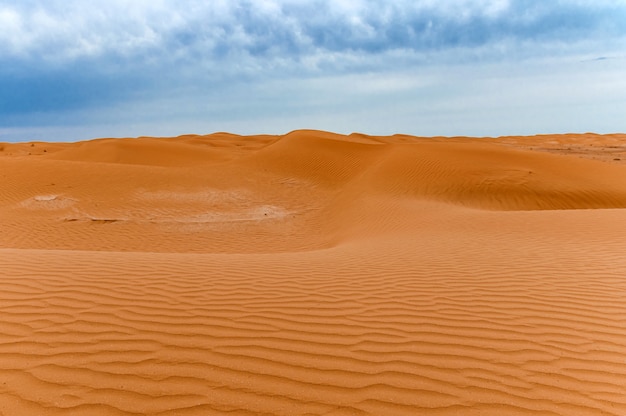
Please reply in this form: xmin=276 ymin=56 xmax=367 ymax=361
xmin=2 ymin=131 xmax=626 ymax=415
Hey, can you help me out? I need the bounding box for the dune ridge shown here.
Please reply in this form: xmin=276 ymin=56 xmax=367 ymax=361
xmin=2 ymin=130 xmax=626 ymax=415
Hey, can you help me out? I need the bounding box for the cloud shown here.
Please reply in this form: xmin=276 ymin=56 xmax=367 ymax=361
xmin=2 ymin=0 xmax=625 ymax=66
xmin=1 ymin=0 xmax=625 ymax=140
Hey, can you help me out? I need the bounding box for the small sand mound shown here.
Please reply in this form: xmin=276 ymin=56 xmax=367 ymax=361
xmin=20 ymin=195 xmax=76 ymax=210
xmin=34 ymin=195 xmax=58 ymax=202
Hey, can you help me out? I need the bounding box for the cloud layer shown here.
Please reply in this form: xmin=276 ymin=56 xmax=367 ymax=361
xmin=3 ymin=1 xmax=625 ymax=66
xmin=1 ymin=0 xmax=625 ymax=140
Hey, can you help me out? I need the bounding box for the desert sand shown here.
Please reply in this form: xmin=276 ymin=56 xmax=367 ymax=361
xmin=1 ymin=130 xmax=626 ymax=415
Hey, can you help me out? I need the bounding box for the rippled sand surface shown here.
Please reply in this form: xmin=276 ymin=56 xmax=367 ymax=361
xmin=2 ymin=131 xmax=626 ymax=415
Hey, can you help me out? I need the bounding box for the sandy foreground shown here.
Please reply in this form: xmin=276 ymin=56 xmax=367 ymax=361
xmin=1 ymin=130 xmax=626 ymax=415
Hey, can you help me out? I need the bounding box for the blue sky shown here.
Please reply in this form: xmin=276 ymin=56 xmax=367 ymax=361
xmin=1 ymin=0 xmax=625 ymax=142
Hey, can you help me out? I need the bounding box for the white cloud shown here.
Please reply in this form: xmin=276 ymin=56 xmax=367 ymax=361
xmin=0 ymin=1 xmax=178 ymax=61
xmin=0 ymin=6 xmax=24 ymax=55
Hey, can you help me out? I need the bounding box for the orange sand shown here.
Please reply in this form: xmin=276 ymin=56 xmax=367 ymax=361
xmin=1 ymin=130 xmax=626 ymax=415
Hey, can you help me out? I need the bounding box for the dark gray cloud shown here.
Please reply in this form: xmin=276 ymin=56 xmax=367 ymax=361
xmin=1 ymin=0 xmax=625 ymax=140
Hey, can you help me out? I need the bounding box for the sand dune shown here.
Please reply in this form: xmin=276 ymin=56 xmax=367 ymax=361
xmin=2 ymin=131 xmax=626 ymax=415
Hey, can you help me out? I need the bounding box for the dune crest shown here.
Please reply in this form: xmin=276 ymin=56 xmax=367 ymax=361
xmin=2 ymin=130 xmax=626 ymax=415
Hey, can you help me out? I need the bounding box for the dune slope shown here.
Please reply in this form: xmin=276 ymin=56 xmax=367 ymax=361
xmin=1 ymin=131 xmax=626 ymax=415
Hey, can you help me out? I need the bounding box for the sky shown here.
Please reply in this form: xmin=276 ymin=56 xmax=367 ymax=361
xmin=1 ymin=0 xmax=625 ymax=142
